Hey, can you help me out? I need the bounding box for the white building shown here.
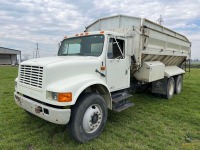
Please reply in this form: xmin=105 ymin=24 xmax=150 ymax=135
xmin=0 ymin=47 xmax=21 ymax=65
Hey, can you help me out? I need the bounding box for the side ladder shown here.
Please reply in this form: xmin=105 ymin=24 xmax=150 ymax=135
xmin=111 ymin=92 xmax=134 ymax=112
xmin=184 ymin=59 xmax=191 ymax=73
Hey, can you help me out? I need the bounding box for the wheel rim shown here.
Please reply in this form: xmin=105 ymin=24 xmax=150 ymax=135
xmin=169 ymin=80 xmax=174 ymax=96
xmin=82 ymin=104 xmax=103 ymax=133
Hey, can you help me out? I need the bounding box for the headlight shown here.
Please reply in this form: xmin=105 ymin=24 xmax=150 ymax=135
xmin=52 ymin=92 xmax=58 ymax=100
xmin=47 ymin=91 xmax=72 ymax=102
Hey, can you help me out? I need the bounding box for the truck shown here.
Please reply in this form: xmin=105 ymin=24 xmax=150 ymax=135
xmin=14 ymin=15 xmax=191 ymax=143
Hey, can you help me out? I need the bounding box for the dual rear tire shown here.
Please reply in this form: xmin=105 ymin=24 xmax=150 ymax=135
xmin=175 ymin=75 xmax=183 ymax=94
xmin=166 ymin=75 xmax=183 ymax=99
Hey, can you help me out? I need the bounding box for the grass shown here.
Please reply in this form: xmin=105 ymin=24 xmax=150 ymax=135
xmin=190 ymin=62 xmax=200 ymax=68
xmin=0 ymin=66 xmax=200 ymax=150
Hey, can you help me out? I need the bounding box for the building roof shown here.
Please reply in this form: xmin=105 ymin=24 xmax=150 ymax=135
xmin=0 ymin=47 xmax=21 ymax=55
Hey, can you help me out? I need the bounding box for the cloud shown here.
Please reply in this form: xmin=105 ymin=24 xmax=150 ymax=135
xmin=0 ymin=0 xmax=90 ymax=57
xmin=0 ymin=0 xmax=200 ymax=59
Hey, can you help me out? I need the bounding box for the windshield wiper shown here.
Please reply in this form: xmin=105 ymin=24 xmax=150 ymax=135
xmin=73 ymin=53 xmax=85 ymax=56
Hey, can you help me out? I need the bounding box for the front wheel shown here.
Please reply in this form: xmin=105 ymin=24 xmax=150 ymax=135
xmin=67 ymin=93 xmax=107 ymax=143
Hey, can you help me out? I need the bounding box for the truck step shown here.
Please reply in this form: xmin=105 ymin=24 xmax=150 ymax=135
xmin=112 ymin=93 xmax=133 ymax=103
xmin=113 ymin=102 xmax=134 ymax=112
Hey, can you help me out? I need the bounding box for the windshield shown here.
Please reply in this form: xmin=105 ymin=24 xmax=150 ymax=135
xmin=58 ymin=35 xmax=104 ymax=57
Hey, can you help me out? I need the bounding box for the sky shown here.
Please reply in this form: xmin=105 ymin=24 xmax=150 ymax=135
xmin=0 ymin=0 xmax=200 ymax=59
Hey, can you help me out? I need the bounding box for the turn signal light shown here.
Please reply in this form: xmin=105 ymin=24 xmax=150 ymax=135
xmin=58 ymin=93 xmax=72 ymax=102
xmin=100 ymin=66 xmax=106 ymax=70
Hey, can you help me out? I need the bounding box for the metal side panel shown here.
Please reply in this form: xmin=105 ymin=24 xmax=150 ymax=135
xmin=85 ymin=15 xmax=141 ymax=33
xmin=133 ymin=61 xmax=165 ymax=82
xmin=164 ymin=66 xmax=185 ymax=78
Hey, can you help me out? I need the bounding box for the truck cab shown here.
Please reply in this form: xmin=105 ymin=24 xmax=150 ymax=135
xmin=14 ymin=31 xmax=133 ymax=143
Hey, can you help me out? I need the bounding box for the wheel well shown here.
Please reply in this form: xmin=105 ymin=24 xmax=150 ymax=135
xmin=77 ymin=84 xmax=112 ymax=109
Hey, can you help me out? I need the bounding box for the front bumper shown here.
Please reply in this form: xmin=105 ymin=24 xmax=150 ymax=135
xmin=14 ymin=91 xmax=71 ymax=125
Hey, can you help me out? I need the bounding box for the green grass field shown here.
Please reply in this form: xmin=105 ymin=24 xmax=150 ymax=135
xmin=0 ymin=67 xmax=200 ymax=150
xmin=190 ymin=62 xmax=200 ymax=68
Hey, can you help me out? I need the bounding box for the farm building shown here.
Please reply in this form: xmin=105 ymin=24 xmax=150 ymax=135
xmin=0 ymin=47 xmax=21 ymax=65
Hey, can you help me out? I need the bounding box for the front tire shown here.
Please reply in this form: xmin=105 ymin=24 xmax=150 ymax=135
xmin=67 ymin=93 xmax=107 ymax=143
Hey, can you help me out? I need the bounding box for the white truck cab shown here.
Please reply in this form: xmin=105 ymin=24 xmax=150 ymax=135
xmin=14 ymin=31 xmax=133 ymax=142
xmin=14 ymin=15 xmax=191 ymax=143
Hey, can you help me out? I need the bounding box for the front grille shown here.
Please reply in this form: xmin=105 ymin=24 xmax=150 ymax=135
xmin=20 ymin=65 xmax=43 ymax=88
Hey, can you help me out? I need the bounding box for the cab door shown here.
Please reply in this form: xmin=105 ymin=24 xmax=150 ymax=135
xmin=106 ymin=36 xmax=130 ymax=92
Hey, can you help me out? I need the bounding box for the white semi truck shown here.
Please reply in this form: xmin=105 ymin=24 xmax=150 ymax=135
xmin=14 ymin=15 xmax=191 ymax=143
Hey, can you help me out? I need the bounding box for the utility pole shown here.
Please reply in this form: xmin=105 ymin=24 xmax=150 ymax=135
xmin=35 ymin=43 xmax=40 ymax=58
xmin=156 ymin=15 xmax=164 ymax=25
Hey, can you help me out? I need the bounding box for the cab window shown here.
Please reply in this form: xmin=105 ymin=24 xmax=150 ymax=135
xmin=107 ymin=38 xmax=124 ymax=59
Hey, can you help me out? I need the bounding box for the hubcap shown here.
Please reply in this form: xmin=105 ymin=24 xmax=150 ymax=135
xmin=92 ymin=114 xmax=98 ymax=124
xmin=82 ymin=104 xmax=103 ymax=133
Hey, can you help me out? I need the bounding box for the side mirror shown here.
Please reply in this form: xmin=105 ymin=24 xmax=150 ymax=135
xmin=127 ymin=38 xmax=134 ymax=56
xmin=126 ymin=31 xmax=135 ymax=56
xmin=109 ymin=38 xmax=113 ymax=43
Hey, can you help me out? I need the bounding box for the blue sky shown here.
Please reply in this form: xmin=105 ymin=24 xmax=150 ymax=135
xmin=0 ymin=0 xmax=200 ymax=59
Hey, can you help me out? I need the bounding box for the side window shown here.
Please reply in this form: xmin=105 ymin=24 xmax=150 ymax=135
xmin=107 ymin=38 xmax=124 ymax=59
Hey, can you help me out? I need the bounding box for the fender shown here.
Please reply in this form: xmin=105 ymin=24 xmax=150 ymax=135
xmin=165 ymin=66 xmax=185 ymax=78
xmin=46 ymin=74 xmax=112 ymax=107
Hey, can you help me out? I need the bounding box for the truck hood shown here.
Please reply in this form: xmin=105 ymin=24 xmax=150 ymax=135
xmin=19 ymin=55 xmax=103 ymax=92
xmin=43 ymin=56 xmax=103 ymax=91
xmin=20 ymin=56 xmax=99 ymax=66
